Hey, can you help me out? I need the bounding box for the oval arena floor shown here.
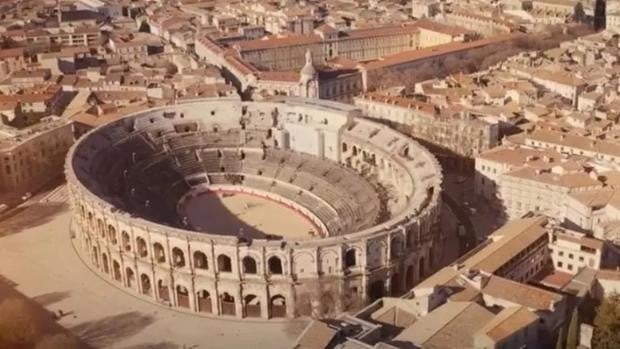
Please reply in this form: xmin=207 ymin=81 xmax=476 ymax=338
xmin=180 ymin=190 xmax=320 ymax=240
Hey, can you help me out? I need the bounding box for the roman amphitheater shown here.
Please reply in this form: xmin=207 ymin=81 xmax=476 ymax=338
xmin=66 ymin=97 xmax=443 ymax=320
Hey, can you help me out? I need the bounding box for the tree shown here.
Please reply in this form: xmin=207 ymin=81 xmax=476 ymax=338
xmin=593 ymin=293 xmax=620 ymax=349
xmin=556 ymin=326 xmax=565 ymax=349
xmin=35 ymin=334 xmax=78 ymax=349
xmin=574 ymin=3 xmax=586 ymax=23
xmin=567 ymin=308 xmax=580 ymax=349
xmin=0 ymin=298 xmax=38 ymax=347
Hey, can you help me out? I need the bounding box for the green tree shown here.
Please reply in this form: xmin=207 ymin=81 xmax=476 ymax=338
xmin=567 ymin=308 xmax=580 ymax=349
xmin=574 ymin=2 xmax=586 ymax=23
xmin=593 ymin=293 xmax=620 ymax=349
xmin=555 ymin=326 xmax=565 ymax=349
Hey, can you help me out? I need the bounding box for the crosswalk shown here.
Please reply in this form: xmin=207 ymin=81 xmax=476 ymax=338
xmin=40 ymin=184 xmax=68 ymax=203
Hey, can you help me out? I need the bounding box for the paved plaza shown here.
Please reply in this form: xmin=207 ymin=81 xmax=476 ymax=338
xmin=0 ymin=200 xmax=307 ymax=349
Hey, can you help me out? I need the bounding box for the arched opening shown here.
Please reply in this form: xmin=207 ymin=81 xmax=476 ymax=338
xmin=217 ymin=254 xmax=232 ymax=272
xmin=268 ymin=256 xmax=283 ymax=275
xmin=172 ymin=247 xmax=185 ymax=267
xmin=406 ymin=265 xmax=414 ymax=288
xmin=157 ymin=279 xmax=169 ymax=302
xmin=391 ymin=273 xmax=401 ymax=296
xmin=369 ymin=280 xmax=384 ymax=301
xmin=344 ymin=249 xmax=356 ymax=268
xmin=419 ymin=257 xmax=425 ymax=279
xmin=126 ymin=268 xmax=135 ymax=288
xmin=102 ymin=253 xmax=109 ymax=274
xmin=91 ymin=245 xmax=99 ymax=267
xmin=342 ymin=142 xmax=348 ymax=152
xmin=242 ymin=256 xmax=257 ymax=274
xmin=193 ymin=251 xmax=208 ymax=269
xmin=176 ymin=285 xmax=189 ymax=308
xmin=137 ymin=237 xmax=147 ymax=257
xmin=97 ymin=219 xmax=104 ymax=237
xmin=270 ymin=295 xmax=286 ymax=318
xmin=352 ymin=146 xmax=358 ymax=156
xmin=220 ymin=292 xmax=236 ymax=316
xmin=108 ymin=225 xmax=117 ymax=244
xmin=122 ymin=231 xmax=131 ymax=251
xmin=153 ymin=243 xmax=165 ymax=263
xmin=197 ymin=290 xmax=212 ymax=313
xmin=140 ymin=274 xmax=151 ymax=295
xmin=112 ymin=260 xmax=122 ymax=282
xmin=244 ymin=294 xmax=261 ymax=317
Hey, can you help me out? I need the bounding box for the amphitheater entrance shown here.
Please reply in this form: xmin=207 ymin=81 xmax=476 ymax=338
xmin=220 ymin=292 xmax=236 ymax=316
xmin=270 ymin=295 xmax=286 ymax=318
xmin=177 ymin=285 xmax=190 ymax=308
xmin=197 ymin=290 xmax=212 ymax=313
xmin=244 ymin=294 xmax=261 ymax=318
xmin=180 ymin=190 xmax=319 ymax=239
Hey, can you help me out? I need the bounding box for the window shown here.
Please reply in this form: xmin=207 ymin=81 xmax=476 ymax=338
xmin=567 ymin=264 xmax=573 ymax=271
xmin=217 ymin=254 xmax=232 ymax=272
xmin=568 ymin=253 xmax=574 ymax=259
xmin=557 ymin=261 xmax=563 ymax=268
xmin=268 ymin=256 xmax=283 ymax=275
xmin=579 ymin=256 xmax=584 ymax=262
xmin=559 ymin=251 xmax=564 ymax=257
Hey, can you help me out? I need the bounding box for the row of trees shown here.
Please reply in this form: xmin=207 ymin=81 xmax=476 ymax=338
xmin=0 ymin=297 xmax=79 ymax=349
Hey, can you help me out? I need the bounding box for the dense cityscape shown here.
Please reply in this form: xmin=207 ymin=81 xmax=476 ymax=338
xmin=0 ymin=0 xmax=619 ymax=348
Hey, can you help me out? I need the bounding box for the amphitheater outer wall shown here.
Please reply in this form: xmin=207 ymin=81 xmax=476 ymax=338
xmin=66 ymin=97 xmax=444 ymax=320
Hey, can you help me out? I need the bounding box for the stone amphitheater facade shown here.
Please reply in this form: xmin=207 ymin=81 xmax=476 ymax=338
xmin=66 ymin=97 xmax=444 ymax=320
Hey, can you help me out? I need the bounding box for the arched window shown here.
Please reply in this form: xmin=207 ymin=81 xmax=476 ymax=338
xmin=153 ymin=243 xmax=165 ymax=263
xmin=102 ymin=253 xmax=109 ymax=274
xmin=268 ymin=256 xmax=283 ymax=275
xmin=157 ymin=279 xmax=169 ymax=302
xmin=242 ymin=256 xmax=257 ymax=274
xmin=97 ymin=219 xmax=105 ymax=237
xmin=270 ymin=295 xmax=286 ymax=318
xmin=112 ymin=260 xmax=121 ymax=281
xmin=176 ymin=285 xmax=189 ymax=308
xmin=122 ymin=231 xmax=131 ymax=251
xmin=136 ymin=237 xmax=148 ymax=257
xmin=344 ymin=249 xmax=356 ymax=268
xmin=193 ymin=251 xmax=208 ymax=269
xmin=126 ymin=268 xmax=135 ymax=288
xmin=172 ymin=247 xmax=185 ymax=267
xmin=217 ymin=254 xmax=232 ymax=272
xmin=140 ymin=274 xmax=151 ymax=295
xmin=244 ymin=294 xmax=261 ymax=317
xmin=220 ymin=292 xmax=236 ymax=316
xmin=342 ymin=142 xmax=348 ymax=152
xmin=108 ymin=225 xmax=117 ymax=244
xmin=197 ymin=290 xmax=212 ymax=313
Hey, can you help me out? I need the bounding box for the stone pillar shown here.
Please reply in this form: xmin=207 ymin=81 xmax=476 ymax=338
xmin=235 ymin=288 xmax=243 ymax=318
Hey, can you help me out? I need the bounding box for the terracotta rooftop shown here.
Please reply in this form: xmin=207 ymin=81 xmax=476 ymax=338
xmin=482 ymin=275 xmax=563 ymax=310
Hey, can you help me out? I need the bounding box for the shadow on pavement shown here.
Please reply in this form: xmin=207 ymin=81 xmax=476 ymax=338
xmin=33 ymin=291 xmax=71 ymax=307
xmin=0 ymin=277 xmax=88 ymax=348
xmin=0 ymin=202 xmax=67 ymax=237
xmin=71 ymin=311 xmax=156 ymax=348
xmin=123 ymin=342 xmax=180 ymax=349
